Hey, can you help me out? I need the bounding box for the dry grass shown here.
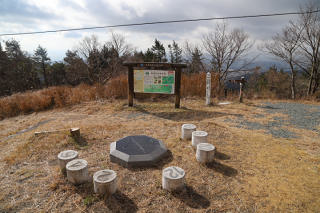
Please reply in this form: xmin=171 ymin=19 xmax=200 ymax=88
xmin=0 ymin=73 xmax=223 ymax=119
xmin=0 ymin=98 xmax=319 ymax=212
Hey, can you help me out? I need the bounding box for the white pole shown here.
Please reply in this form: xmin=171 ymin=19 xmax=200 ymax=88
xmin=206 ymin=72 xmax=211 ymax=105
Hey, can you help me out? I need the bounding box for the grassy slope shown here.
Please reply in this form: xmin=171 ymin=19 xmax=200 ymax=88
xmin=0 ymin=98 xmax=319 ymax=212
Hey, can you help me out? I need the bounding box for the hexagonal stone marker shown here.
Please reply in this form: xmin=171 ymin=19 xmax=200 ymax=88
xmin=110 ymin=135 xmax=168 ymax=167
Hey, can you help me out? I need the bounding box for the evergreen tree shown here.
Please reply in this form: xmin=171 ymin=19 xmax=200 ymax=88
xmin=151 ymin=39 xmax=166 ymax=62
xmin=191 ymin=47 xmax=204 ymax=73
xmin=168 ymin=40 xmax=182 ymax=63
xmin=34 ymin=45 xmax=50 ymax=87
xmin=143 ymin=48 xmax=155 ymax=62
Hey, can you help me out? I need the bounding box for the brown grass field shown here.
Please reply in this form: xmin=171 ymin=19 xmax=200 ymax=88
xmin=0 ymin=98 xmax=319 ymax=212
xmin=0 ymin=73 xmax=222 ymax=120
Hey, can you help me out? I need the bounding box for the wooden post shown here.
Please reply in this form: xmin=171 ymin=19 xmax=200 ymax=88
xmin=70 ymin=128 xmax=80 ymax=139
xmin=128 ymin=66 xmax=134 ymax=107
xmin=175 ymin=68 xmax=181 ymax=108
xmin=239 ymin=76 xmax=245 ymax=103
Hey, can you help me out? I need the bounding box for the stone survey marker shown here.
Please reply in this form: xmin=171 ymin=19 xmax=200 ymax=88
xmin=93 ymin=170 xmax=117 ymax=195
xmin=181 ymin=123 xmax=196 ymax=140
xmin=66 ymin=159 xmax=89 ymax=184
xmin=162 ymin=166 xmax=185 ymax=191
xmin=110 ymin=135 xmax=168 ymax=167
xmin=57 ymin=150 xmax=78 ymax=171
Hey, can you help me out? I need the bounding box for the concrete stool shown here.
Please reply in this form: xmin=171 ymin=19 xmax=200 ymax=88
xmin=66 ymin=159 xmax=89 ymax=185
xmin=192 ymin=131 xmax=208 ymax=147
xmin=93 ymin=170 xmax=117 ymax=195
xmin=196 ymin=143 xmax=215 ymax=163
xmin=181 ymin=124 xmax=196 ymax=140
xmin=57 ymin=150 xmax=78 ymax=173
xmin=162 ymin=166 xmax=185 ymax=191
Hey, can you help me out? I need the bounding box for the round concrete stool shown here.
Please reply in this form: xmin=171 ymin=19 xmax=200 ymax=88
xmin=196 ymin=143 xmax=215 ymax=163
xmin=57 ymin=150 xmax=78 ymax=173
xmin=93 ymin=170 xmax=117 ymax=195
xmin=181 ymin=124 xmax=196 ymax=140
xmin=66 ymin=159 xmax=89 ymax=185
xmin=162 ymin=166 xmax=185 ymax=191
xmin=192 ymin=131 xmax=208 ymax=147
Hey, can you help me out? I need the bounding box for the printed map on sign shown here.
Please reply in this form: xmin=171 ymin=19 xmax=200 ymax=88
xmin=134 ymin=70 xmax=175 ymax=94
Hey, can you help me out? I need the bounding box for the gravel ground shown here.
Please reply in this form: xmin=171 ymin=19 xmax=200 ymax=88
xmin=225 ymin=102 xmax=320 ymax=138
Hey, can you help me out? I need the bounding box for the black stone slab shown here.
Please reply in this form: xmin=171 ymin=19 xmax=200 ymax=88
xmin=110 ymin=135 xmax=168 ymax=167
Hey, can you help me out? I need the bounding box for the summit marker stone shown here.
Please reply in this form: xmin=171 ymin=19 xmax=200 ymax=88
xmin=110 ymin=135 xmax=168 ymax=167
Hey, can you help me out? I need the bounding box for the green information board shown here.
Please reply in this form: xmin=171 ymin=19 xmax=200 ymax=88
xmin=134 ymin=70 xmax=175 ymax=94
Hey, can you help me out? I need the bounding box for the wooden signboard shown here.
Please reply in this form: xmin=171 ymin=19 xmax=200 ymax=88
xmin=123 ymin=62 xmax=187 ymax=108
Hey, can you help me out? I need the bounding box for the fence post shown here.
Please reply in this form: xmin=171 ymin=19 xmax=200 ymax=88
xmin=239 ymin=76 xmax=245 ymax=103
xmin=128 ymin=66 xmax=134 ymax=107
xmin=206 ymin=72 xmax=211 ymax=105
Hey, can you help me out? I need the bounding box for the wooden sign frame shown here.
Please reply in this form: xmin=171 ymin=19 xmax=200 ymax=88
xmin=123 ymin=62 xmax=187 ymax=108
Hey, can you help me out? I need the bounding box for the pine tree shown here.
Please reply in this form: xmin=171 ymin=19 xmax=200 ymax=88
xmin=151 ymin=39 xmax=166 ymax=62
xmin=34 ymin=45 xmax=50 ymax=87
xmin=144 ymin=48 xmax=155 ymax=62
xmin=168 ymin=40 xmax=182 ymax=63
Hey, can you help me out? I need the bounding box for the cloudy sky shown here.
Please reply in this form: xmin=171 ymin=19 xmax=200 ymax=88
xmin=0 ymin=0 xmax=317 ymax=66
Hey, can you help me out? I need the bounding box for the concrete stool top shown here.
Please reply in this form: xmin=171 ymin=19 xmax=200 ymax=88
xmin=66 ymin=159 xmax=88 ymax=171
xmin=93 ymin=170 xmax=117 ymax=183
xmin=197 ymin=143 xmax=215 ymax=151
xmin=58 ymin=150 xmax=78 ymax=160
xmin=163 ymin=166 xmax=185 ymax=179
xmin=182 ymin=124 xmax=196 ymax=130
xmin=192 ymin=131 xmax=208 ymax=137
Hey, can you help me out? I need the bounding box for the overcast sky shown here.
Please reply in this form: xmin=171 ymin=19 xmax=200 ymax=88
xmin=0 ymin=0 xmax=318 ymax=66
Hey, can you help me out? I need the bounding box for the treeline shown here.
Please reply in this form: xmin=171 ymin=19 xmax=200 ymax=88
xmin=0 ymin=33 xmax=202 ymax=97
xmin=247 ymin=66 xmax=311 ymax=99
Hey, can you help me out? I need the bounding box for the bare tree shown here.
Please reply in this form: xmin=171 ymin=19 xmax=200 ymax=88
xmin=106 ymin=32 xmax=133 ymax=76
xmin=265 ymin=23 xmax=302 ymax=99
xmin=107 ymin=31 xmax=132 ymax=57
xmin=76 ymin=33 xmax=133 ymax=84
xmin=202 ymin=22 xmax=253 ymax=87
xmin=77 ymin=35 xmax=100 ymax=61
xmin=295 ymin=2 xmax=320 ymax=95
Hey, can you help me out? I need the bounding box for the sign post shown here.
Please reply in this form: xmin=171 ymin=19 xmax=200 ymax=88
xmin=239 ymin=76 xmax=245 ymax=103
xmin=123 ymin=62 xmax=187 ymax=108
xmin=206 ymin=72 xmax=211 ymax=105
